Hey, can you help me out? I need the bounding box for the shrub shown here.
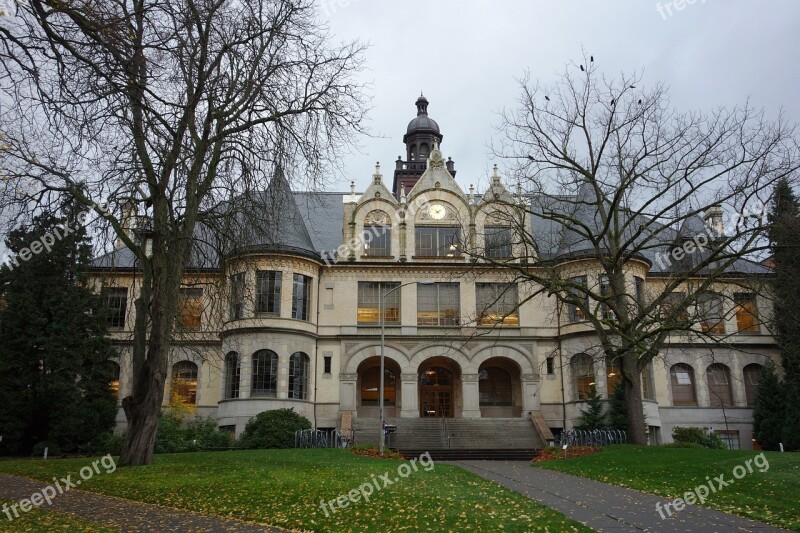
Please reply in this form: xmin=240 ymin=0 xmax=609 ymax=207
xmin=153 ymin=407 xmax=232 ymax=453
xmin=671 ymin=427 xmax=726 ymax=449
xmin=89 ymin=432 xmax=124 ymax=455
xmin=185 ymin=416 xmax=234 ymax=450
xmin=31 ymin=441 xmax=61 ymax=457
xmin=154 ymin=409 xmax=189 ymax=453
xmin=237 ymin=408 xmax=311 ymax=449
xmin=662 ymin=441 xmax=706 ymax=449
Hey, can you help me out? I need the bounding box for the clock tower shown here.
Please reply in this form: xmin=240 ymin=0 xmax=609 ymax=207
xmin=392 ymin=94 xmax=456 ymax=198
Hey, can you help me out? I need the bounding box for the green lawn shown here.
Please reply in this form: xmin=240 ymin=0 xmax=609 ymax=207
xmin=1 ymin=499 xmax=118 ymax=532
xmin=0 ymin=450 xmax=589 ymax=532
xmin=535 ymin=445 xmax=800 ymax=531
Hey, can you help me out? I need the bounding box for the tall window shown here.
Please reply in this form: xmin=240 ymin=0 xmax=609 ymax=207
xmin=105 ymin=287 xmax=128 ymax=329
xmin=417 ymin=283 xmax=460 ymax=326
xmin=663 ymin=291 xmax=688 ymax=323
xmin=292 ymin=274 xmax=311 ymax=321
xmin=670 ymin=363 xmax=697 ymax=406
xmin=698 ymin=291 xmax=725 ymax=334
xmin=479 ymin=367 xmax=512 ymax=406
xmin=171 ymin=361 xmax=198 ymax=404
xmin=476 ymin=283 xmax=519 ymax=326
xmin=361 ymin=367 xmax=396 ymax=405
xmin=599 ymin=275 xmax=613 ymax=320
xmin=634 ymin=276 xmax=645 ymax=308
xmin=571 ymin=353 xmax=594 ymax=400
xmin=484 ymin=227 xmax=512 ymax=258
xmin=252 ymin=350 xmax=278 ymax=397
xmin=108 ymin=361 xmax=121 ymax=401
xmin=289 ymin=352 xmax=310 ymax=400
xmin=568 ymin=276 xmax=589 ymax=323
xmin=642 ymin=364 xmax=656 ymax=400
xmin=415 ymin=226 xmax=460 ymax=257
xmin=256 ymin=270 xmax=281 ymax=315
xmin=364 ymin=226 xmax=391 ymax=257
xmin=178 ymin=288 xmax=203 ymax=329
xmin=357 ymin=282 xmax=400 ymax=324
xmin=224 ymin=352 xmax=240 ymax=399
xmin=229 ymin=272 xmax=246 ymax=320
xmin=743 ymin=363 xmax=763 ymax=407
xmin=734 ymin=293 xmax=760 ymax=334
xmin=707 ymin=363 xmax=733 ymax=407
xmin=606 ymin=358 xmax=622 ymax=397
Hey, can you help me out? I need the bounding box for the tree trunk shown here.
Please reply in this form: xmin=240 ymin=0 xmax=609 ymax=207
xmin=119 ymin=362 xmax=164 ymax=466
xmin=622 ymin=352 xmax=647 ymax=444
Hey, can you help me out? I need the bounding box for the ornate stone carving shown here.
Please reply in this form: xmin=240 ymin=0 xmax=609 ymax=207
xmin=522 ymin=373 xmax=541 ymax=382
xmin=399 ymin=342 xmax=418 ymax=350
xmin=521 ymin=344 xmax=534 ymax=354
xmin=462 ymin=373 xmax=480 ymax=383
xmin=417 ymin=202 xmax=456 ymax=222
xmin=364 ymin=209 xmax=391 ymax=226
xmin=344 ymin=342 xmax=358 ymax=354
xmin=429 ymin=149 xmax=445 ymax=169
xmin=400 ymin=373 xmax=418 ymax=381
xmin=339 ymin=373 xmax=358 ymax=381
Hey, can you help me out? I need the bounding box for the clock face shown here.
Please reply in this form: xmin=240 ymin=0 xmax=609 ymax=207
xmin=428 ymin=204 xmax=447 ymax=220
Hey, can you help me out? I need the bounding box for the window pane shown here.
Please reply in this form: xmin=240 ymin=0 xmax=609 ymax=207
xmin=256 ymin=271 xmax=281 ymax=314
xmin=105 ymin=287 xmax=128 ymax=329
xmin=171 ymin=361 xmax=198 ymax=404
xmin=671 ymin=364 xmax=697 ymax=406
xmin=415 ymin=226 xmax=461 ymax=257
xmin=229 ymin=273 xmax=245 ymax=320
xmin=734 ymin=293 xmax=759 ymax=334
xmin=707 ymin=364 xmax=733 ymax=407
xmin=743 ymin=364 xmax=762 ymax=406
xmin=360 ymin=367 xmax=396 ymax=406
xmin=698 ymin=292 xmax=725 ymax=334
xmin=292 ymin=274 xmax=311 ymax=321
xmin=178 ymin=288 xmax=203 ymax=329
xmin=479 ymin=367 xmax=513 ymax=406
xmin=485 ymin=227 xmax=512 ymax=258
xmin=571 ymin=354 xmax=594 ymax=400
xmin=417 ymin=283 xmax=460 ymax=326
xmin=289 ymin=352 xmax=310 ymax=400
xmin=364 ymin=226 xmax=391 ymax=257
xmin=477 ymin=283 xmax=519 ymax=326
xmin=568 ymin=276 xmax=588 ymax=323
xmin=224 ymin=352 xmax=240 ymax=399
xmin=252 ymin=350 xmax=278 ymax=396
xmin=357 ymin=282 xmax=400 ymax=324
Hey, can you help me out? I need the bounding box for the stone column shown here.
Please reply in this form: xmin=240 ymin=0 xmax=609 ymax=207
xmin=400 ymin=373 xmax=419 ymax=418
xmin=239 ymin=352 xmax=252 ymax=399
xmin=522 ymin=373 xmax=541 ymax=415
xmin=339 ymin=373 xmax=358 ymax=412
xmin=461 ymin=373 xmax=481 ymax=418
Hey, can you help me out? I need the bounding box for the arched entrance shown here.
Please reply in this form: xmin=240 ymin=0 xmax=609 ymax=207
xmin=478 ymin=357 xmax=522 ymax=417
xmin=418 ymin=357 xmax=461 ymax=417
xmin=357 ymin=356 xmax=402 ymax=418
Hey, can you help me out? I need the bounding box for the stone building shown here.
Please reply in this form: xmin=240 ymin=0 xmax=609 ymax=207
xmin=91 ymin=96 xmax=777 ymax=450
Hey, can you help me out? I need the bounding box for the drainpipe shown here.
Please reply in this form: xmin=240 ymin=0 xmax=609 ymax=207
xmin=556 ymin=297 xmax=567 ymax=431
xmin=313 ymin=265 xmax=323 ymax=429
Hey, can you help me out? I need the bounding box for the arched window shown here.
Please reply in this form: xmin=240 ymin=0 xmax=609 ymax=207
xmin=571 ymin=354 xmax=594 ymax=401
xmin=706 ymin=364 xmax=733 ymax=407
xmin=419 ymin=143 xmax=430 ymax=160
xmin=289 ymin=352 xmax=310 ymax=400
xmin=479 ymin=367 xmax=512 ymax=406
xmin=224 ymin=352 xmax=240 ymax=399
xmin=360 ymin=367 xmax=396 ymax=406
xmin=743 ymin=363 xmax=763 ymax=407
xmin=670 ymin=363 xmax=697 ymax=406
xmin=606 ymin=358 xmax=622 ymax=398
xmin=171 ymin=361 xmax=198 ymax=405
xmin=252 ymin=350 xmax=278 ymax=397
xmin=108 ymin=361 xmax=121 ymax=401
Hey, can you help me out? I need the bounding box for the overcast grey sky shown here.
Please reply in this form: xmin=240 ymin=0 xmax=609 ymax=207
xmin=323 ymin=0 xmax=800 ymax=193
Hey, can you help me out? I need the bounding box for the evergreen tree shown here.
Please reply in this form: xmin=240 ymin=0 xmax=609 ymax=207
xmin=0 ymin=207 xmax=117 ymax=454
xmin=576 ymin=385 xmax=607 ymax=430
xmin=607 ymin=383 xmax=627 ymax=430
xmin=752 ymin=363 xmax=785 ymax=451
xmin=767 ymin=177 xmax=800 ymax=448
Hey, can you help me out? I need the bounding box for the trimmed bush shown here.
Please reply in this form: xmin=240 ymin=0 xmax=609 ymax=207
xmin=671 ymin=426 xmax=726 ymax=449
xmin=31 ymin=441 xmax=61 ymax=457
xmin=237 ymin=408 xmax=311 ymax=449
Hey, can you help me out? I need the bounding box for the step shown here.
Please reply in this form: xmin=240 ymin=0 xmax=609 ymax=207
xmin=398 ymin=449 xmax=540 ymax=461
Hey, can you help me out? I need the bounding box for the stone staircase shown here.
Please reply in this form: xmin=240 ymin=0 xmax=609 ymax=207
xmin=352 ymin=417 xmax=543 ymax=451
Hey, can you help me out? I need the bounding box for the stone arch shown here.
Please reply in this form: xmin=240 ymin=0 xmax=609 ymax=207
xmin=344 ymin=344 xmax=409 ymax=374
xmin=472 ymin=345 xmax=535 ymax=375
xmin=407 ymin=345 xmax=471 ymax=374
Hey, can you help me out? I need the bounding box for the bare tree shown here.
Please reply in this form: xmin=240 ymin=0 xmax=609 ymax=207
xmin=473 ymin=56 xmax=799 ymax=444
xmin=0 ymin=0 xmax=367 ymax=465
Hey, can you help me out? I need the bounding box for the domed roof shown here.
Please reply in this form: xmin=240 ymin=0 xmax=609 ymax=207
xmin=406 ymin=94 xmax=440 ymax=134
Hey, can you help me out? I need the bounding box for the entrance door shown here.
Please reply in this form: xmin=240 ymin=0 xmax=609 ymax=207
xmin=419 ymin=367 xmax=454 ymax=417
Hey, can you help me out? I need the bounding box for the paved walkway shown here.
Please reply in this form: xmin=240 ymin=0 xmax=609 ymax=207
xmin=0 ymin=473 xmax=284 ymax=532
xmin=450 ymin=460 xmax=787 ymax=532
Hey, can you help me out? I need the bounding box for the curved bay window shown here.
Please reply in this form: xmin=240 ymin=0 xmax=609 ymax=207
xmin=743 ymin=363 xmax=763 ymax=407
xmin=706 ymin=363 xmax=733 ymax=407
xmin=252 ymin=350 xmax=278 ymax=397
xmin=224 ymin=352 xmax=240 ymax=399
xmin=360 ymin=367 xmax=397 ymax=406
xmin=171 ymin=361 xmax=198 ymax=405
xmin=479 ymin=367 xmax=512 ymax=406
xmin=670 ymin=363 xmax=697 ymax=406
xmin=571 ymin=354 xmax=594 ymax=401
xmin=289 ymin=352 xmax=310 ymax=400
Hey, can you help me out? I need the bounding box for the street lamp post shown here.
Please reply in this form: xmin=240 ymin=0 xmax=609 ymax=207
xmin=379 ymin=279 xmax=433 ymax=455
